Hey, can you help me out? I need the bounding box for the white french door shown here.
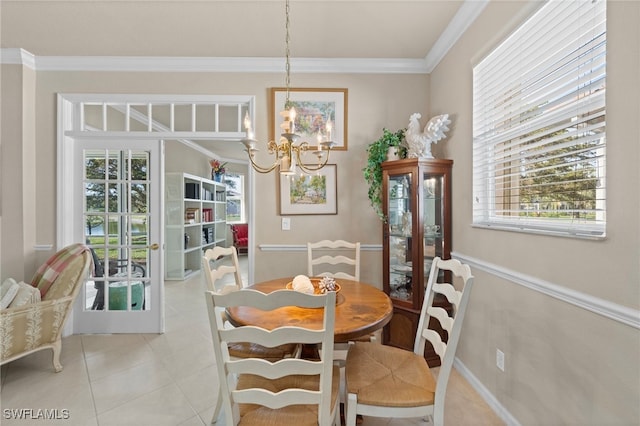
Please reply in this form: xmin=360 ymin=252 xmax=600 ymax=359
xmin=72 ymin=139 xmax=164 ymax=333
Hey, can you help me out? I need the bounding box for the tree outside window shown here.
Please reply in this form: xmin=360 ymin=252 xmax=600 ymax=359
xmin=225 ymin=173 xmax=245 ymax=224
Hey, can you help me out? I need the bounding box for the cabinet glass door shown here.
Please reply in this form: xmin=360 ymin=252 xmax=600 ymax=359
xmin=387 ymin=173 xmax=413 ymax=303
xmin=423 ymin=172 xmax=445 ymax=282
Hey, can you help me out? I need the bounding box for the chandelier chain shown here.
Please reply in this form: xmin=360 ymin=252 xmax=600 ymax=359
xmin=285 ymin=0 xmax=291 ymax=106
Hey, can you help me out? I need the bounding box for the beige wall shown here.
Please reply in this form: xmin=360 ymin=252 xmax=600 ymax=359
xmin=1 ymin=63 xmax=37 ymax=280
xmin=431 ymin=1 xmax=640 ymax=424
xmin=20 ymin=71 xmax=428 ymax=290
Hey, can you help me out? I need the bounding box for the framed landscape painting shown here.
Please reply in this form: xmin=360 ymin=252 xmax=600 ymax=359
xmin=270 ymin=88 xmax=348 ymax=151
xmin=279 ymin=165 xmax=337 ymax=215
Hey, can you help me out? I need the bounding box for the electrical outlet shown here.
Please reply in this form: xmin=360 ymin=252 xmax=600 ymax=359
xmin=281 ymin=217 xmax=291 ymax=231
xmin=496 ymin=349 xmax=505 ymax=372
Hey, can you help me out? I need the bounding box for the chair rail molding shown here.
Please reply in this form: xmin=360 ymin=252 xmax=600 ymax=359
xmin=451 ymin=251 xmax=640 ymax=329
xmin=259 ymin=244 xmax=381 ymax=252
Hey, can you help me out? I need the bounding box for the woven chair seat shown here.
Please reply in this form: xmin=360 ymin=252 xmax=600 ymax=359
xmin=346 ymin=341 xmax=435 ymax=407
xmin=236 ymin=366 xmax=340 ymax=426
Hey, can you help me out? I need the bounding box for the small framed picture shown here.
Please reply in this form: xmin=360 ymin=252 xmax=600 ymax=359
xmin=270 ymin=88 xmax=348 ymax=150
xmin=279 ymin=165 xmax=337 ymax=215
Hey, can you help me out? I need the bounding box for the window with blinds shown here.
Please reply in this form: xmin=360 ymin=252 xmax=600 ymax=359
xmin=472 ymin=0 xmax=606 ymax=239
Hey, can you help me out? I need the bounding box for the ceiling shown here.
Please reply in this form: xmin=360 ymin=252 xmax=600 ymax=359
xmin=1 ymin=1 xmax=475 ymax=62
xmin=1 ymin=0 xmax=484 ymax=161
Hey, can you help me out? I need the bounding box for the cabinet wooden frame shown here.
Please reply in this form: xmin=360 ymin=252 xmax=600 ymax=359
xmin=381 ymin=158 xmax=453 ymax=366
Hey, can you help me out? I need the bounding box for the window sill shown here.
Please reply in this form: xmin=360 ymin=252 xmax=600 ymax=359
xmin=471 ymin=222 xmax=606 ymax=241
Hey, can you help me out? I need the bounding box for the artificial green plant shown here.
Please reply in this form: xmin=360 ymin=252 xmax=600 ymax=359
xmin=363 ymin=128 xmax=406 ymax=220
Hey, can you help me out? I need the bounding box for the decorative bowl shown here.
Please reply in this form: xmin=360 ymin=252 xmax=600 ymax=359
xmin=285 ymin=278 xmax=341 ymax=295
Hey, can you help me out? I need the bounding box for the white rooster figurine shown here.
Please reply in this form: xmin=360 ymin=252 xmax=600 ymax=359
xmin=404 ymin=113 xmax=452 ymax=159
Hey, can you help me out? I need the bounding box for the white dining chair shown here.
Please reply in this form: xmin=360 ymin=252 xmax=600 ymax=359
xmin=205 ymin=288 xmax=340 ymax=426
xmin=202 ymin=246 xmax=301 ymax=424
xmin=307 ymin=239 xmax=371 ymax=409
xmin=307 ymin=240 xmax=361 ymax=281
xmin=202 ymin=246 xmax=243 ymax=293
xmin=344 ymin=257 xmax=474 ymax=426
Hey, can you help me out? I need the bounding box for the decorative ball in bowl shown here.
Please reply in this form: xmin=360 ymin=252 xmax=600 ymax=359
xmin=286 ymin=275 xmax=341 ymax=295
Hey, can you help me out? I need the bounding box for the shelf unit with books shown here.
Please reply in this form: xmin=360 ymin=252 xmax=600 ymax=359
xmin=165 ymin=172 xmax=227 ymax=280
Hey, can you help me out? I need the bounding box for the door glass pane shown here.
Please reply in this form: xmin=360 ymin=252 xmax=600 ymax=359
xmin=423 ymin=173 xmax=444 ymax=282
xmin=106 ymin=215 xmax=121 ymax=242
xmin=388 ymin=173 xmax=412 ymax=302
xmin=86 ymin=183 xmax=106 ymax=212
xmin=85 ymin=215 xmax=105 ymax=238
xmin=132 ymin=214 xmax=148 ymax=246
xmin=108 ymin=154 xmax=119 ymax=180
xmin=108 ymin=183 xmax=122 ymax=213
xmin=86 ymin=151 xmax=106 ymax=179
xmin=131 ymin=183 xmax=148 ymax=214
xmin=84 ymin=245 xmax=106 ymax=310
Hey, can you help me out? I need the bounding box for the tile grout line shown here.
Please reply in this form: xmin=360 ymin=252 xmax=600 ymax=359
xmin=80 ymin=335 xmax=101 ymax=425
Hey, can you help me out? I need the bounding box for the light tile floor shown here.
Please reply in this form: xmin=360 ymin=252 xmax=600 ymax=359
xmin=1 ymin=258 xmax=504 ymax=425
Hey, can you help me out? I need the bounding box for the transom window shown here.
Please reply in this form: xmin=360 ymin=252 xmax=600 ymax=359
xmin=472 ymin=0 xmax=606 ymax=239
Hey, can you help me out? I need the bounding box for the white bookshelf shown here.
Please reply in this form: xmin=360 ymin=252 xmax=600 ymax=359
xmin=165 ymin=173 xmax=227 ymax=280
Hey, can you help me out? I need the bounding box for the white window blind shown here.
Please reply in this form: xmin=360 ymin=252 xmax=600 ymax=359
xmin=473 ymin=0 xmax=606 ymax=238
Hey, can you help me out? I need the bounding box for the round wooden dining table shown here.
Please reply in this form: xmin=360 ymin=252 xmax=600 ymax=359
xmin=225 ymin=277 xmax=393 ymax=343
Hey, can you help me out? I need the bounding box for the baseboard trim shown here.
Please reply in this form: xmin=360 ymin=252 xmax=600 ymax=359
xmin=454 ymin=358 xmax=521 ymax=426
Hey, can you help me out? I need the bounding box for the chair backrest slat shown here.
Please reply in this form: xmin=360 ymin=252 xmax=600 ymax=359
xmin=420 ymin=328 xmax=447 ymax=358
xmin=202 ymin=246 xmax=243 ymax=293
xmin=427 ymin=306 xmax=454 ymax=334
xmin=233 ymin=388 xmax=321 ymax=408
xmin=432 ymin=282 xmax=462 ymax=308
xmin=221 ymin=326 xmax=325 ymax=347
xmin=227 ymin=358 xmax=324 ymax=377
xmin=312 ymin=254 xmax=357 ymax=267
xmin=307 ymin=239 xmax=361 ymax=281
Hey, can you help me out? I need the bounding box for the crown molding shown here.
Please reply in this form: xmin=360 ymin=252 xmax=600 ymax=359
xmin=424 ymin=0 xmax=489 ymax=73
xmin=0 ymin=48 xmax=36 ymax=69
xmin=0 ymin=1 xmax=486 ymax=74
xmin=1 ymin=53 xmax=431 ymax=74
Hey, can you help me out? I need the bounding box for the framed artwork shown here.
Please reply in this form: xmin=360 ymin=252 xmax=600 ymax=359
xmin=279 ymin=165 xmax=337 ymax=215
xmin=270 ymin=88 xmax=348 ymax=151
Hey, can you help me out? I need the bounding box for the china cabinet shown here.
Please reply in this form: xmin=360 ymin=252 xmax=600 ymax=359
xmin=381 ymin=158 xmax=452 ymax=366
xmin=165 ymin=173 xmax=227 ymax=280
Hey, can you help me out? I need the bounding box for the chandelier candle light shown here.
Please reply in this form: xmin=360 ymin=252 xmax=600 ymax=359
xmin=242 ymin=0 xmax=336 ymax=175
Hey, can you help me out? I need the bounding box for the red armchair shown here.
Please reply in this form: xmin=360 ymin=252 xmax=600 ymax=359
xmin=230 ymin=224 xmax=248 ymax=254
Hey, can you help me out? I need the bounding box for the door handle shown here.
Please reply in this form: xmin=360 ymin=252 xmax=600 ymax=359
xmin=148 ymin=243 xmax=160 ymax=250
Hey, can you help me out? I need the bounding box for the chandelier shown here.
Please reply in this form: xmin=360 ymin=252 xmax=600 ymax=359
xmin=241 ymin=0 xmax=335 ymax=175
